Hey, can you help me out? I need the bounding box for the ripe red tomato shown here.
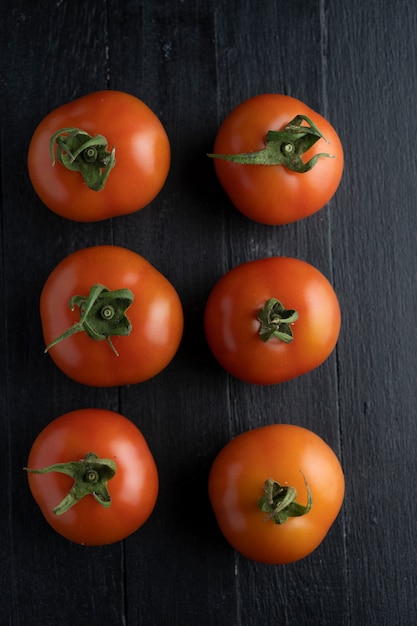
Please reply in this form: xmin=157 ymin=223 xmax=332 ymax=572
xmin=209 ymin=94 xmax=343 ymax=225
xmin=25 ymin=409 xmax=159 ymax=545
xmin=28 ymin=90 xmax=170 ymax=221
xmin=204 ymin=256 xmax=340 ymax=385
xmin=40 ymin=245 xmax=184 ymax=386
xmin=208 ymin=424 xmax=344 ymax=564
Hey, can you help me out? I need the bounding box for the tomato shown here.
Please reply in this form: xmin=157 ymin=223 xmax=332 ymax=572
xmin=208 ymin=424 xmax=344 ymax=564
xmin=40 ymin=245 xmax=183 ymax=386
xmin=25 ymin=409 xmax=158 ymax=545
xmin=28 ymin=90 xmax=170 ymax=221
xmin=204 ymin=256 xmax=340 ymax=385
xmin=209 ymin=94 xmax=343 ymax=225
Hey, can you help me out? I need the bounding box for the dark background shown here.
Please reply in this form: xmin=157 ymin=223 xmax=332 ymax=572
xmin=1 ymin=1 xmax=416 ymax=625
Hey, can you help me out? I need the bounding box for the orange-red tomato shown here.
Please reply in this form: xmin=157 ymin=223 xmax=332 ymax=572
xmin=40 ymin=245 xmax=183 ymax=386
xmin=204 ymin=256 xmax=340 ymax=385
xmin=208 ymin=424 xmax=345 ymax=564
xmin=26 ymin=409 xmax=159 ymax=546
xmin=28 ymin=90 xmax=170 ymax=221
xmin=210 ymin=94 xmax=343 ymax=225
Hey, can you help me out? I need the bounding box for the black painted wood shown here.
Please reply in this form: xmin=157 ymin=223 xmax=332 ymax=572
xmin=1 ymin=1 xmax=416 ymax=624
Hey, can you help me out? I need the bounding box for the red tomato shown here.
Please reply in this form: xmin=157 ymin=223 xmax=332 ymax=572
xmin=204 ymin=256 xmax=340 ymax=385
xmin=26 ymin=409 xmax=159 ymax=546
xmin=208 ymin=424 xmax=344 ymax=564
xmin=210 ymin=94 xmax=343 ymax=224
xmin=40 ymin=245 xmax=183 ymax=386
xmin=28 ymin=90 xmax=170 ymax=221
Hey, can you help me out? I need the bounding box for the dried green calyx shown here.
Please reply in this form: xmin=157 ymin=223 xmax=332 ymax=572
xmin=25 ymin=452 xmax=117 ymax=515
xmin=208 ymin=115 xmax=334 ymax=172
xmin=50 ymin=127 xmax=116 ymax=190
xmin=44 ymin=284 xmax=134 ymax=356
xmin=258 ymin=474 xmax=312 ymax=524
xmin=257 ymin=298 xmax=298 ymax=343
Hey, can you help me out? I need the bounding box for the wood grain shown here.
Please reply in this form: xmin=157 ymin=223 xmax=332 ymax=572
xmin=1 ymin=1 xmax=416 ymax=624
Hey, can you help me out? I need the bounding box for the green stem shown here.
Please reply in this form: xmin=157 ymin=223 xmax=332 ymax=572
xmin=208 ymin=115 xmax=334 ymax=172
xmin=257 ymin=298 xmax=298 ymax=343
xmin=50 ymin=127 xmax=116 ymax=191
xmin=44 ymin=284 xmax=134 ymax=356
xmin=258 ymin=473 xmax=312 ymax=524
xmin=24 ymin=452 xmax=117 ymax=515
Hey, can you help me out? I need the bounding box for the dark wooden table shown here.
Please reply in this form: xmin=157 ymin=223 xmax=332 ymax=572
xmin=1 ymin=1 xmax=416 ymax=624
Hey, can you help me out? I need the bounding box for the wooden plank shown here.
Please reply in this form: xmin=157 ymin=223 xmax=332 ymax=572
xmin=1 ymin=2 xmax=123 ymax=625
xmin=107 ymin=2 xmax=239 ymax=623
xmin=328 ymin=1 xmax=417 ymax=624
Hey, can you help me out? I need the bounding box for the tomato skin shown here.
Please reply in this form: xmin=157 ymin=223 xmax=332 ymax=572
xmin=28 ymin=90 xmax=170 ymax=221
xmin=212 ymin=94 xmax=343 ymax=225
xmin=26 ymin=409 xmax=159 ymax=545
xmin=204 ymin=257 xmax=340 ymax=385
xmin=208 ymin=424 xmax=344 ymax=564
xmin=40 ymin=245 xmax=184 ymax=386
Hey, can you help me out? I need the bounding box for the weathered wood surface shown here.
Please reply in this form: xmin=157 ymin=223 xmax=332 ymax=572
xmin=1 ymin=1 xmax=416 ymax=624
